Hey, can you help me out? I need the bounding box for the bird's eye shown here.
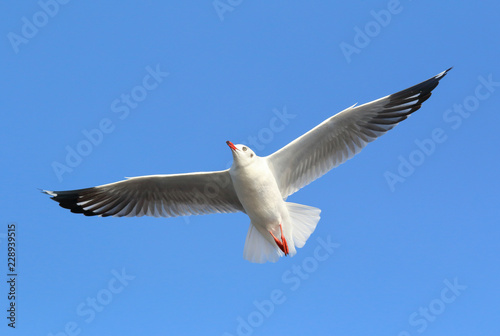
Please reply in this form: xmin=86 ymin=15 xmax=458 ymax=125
xmin=242 ymin=147 xmax=248 ymax=152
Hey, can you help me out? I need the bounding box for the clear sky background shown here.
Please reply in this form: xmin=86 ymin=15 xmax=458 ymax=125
xmin=1 ymin=1 xmax=499 ymax=335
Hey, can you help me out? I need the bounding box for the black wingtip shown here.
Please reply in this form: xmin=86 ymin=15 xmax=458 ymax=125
xmin=43 ymin=187 xmax=100 ymax=216
xmin=379 ymin=67 xmax=452 ymax=120
xmin=436 ymin=67 xmax=453 ymax=79
xmin=40 ymin=189 xmax=56 ymax=196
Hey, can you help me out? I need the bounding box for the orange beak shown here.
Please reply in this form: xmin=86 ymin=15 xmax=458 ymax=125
xmin=226 ymin=141 xmax=238 ymax=151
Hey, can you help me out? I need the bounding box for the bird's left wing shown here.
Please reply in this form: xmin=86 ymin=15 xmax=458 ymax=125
xmin=44 ymin=170 xmax=244 ymax=217
xmin=266 ymin=68 xmax=451 ymax=199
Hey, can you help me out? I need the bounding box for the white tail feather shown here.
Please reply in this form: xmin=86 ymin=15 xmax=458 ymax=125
xmin=243 ymin=224 xmax=281 ymax=263
xmin=243 ymin=202 xmax=321 ymax=263
xmin=286 ymin=202 xmax=321 ymax=248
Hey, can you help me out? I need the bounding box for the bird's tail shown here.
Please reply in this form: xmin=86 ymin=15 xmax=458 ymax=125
xmin=286 ymin=202 xmax=321 ymax=249
xmin=243 ymin=224 xmax=282 ymax=263
xmin=243 ymin=202 xmax=321 ymax=263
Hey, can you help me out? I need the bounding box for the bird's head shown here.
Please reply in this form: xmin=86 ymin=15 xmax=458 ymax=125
xmin=226 ymin=141 xmax=256 ymax=166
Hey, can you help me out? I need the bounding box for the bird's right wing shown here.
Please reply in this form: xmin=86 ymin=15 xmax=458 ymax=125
xmin=44 ymin=170 xmax=244 ymax=217
xmin=266 ymin=68 xmax=451 ymax=199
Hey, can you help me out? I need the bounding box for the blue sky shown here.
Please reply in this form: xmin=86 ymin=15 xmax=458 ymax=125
xmin=1 ymin=1 xmax=499 ymax=335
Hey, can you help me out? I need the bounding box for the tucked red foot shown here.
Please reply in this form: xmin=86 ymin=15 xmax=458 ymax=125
xmin=269 ymin=223 xmax=289 ymax=256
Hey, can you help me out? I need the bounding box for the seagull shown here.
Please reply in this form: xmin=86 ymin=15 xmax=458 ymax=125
xmin=44 ymin=68 xmax=451 ymax=263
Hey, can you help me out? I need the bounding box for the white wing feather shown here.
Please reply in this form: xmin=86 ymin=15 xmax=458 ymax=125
xmin=267 ymin=68 xmax=451 ymax=198
xmin=44 ymin=170 xmax=244 ymax=217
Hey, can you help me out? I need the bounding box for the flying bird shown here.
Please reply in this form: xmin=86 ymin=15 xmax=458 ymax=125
xmin=44 ymin=68 xmax=451 ymax=263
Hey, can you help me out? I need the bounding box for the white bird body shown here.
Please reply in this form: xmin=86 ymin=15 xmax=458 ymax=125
xmin=229 ymin=149 xmax=286 ymax=238
xmin=228 ymin=143 xmax=302 ymax=262
xmin=44 ymin=68 xmax=451 ymax=263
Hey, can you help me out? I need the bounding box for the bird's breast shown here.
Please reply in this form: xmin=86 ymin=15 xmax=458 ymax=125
xmin=230 ymin=160 xmax=284 ymax=224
